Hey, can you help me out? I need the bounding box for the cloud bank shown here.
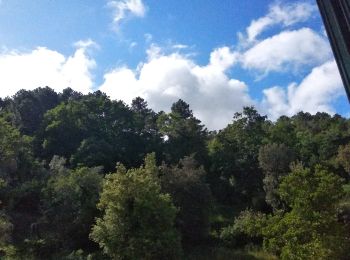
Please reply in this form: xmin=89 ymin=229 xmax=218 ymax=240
xmin=262 ymin=61 xmax=344 ymax=120
xmin=0 ymin=41 xmax=96 ymax=97
xmin=100 ymin=46 xmax=253 ymax=130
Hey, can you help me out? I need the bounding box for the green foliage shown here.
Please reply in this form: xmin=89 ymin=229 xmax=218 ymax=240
xmin=0 ymin=213 xmax=13 ymax=249
xmin=262 ymin=165 xmax=350 ymax=259
xmin=41 ymin=92 xmax=162 ymax=171
xmin=6 ymin=87 xmax=59 ymax=135
xmin=267 ymin=116 xmax=297 ymax=149
xmin=208 ymin=107 xmax=268 ymax=208
xmin=0 ymin=116 xmax=31 ymax=180
xmin=292 ymin=112 xmax=350 ymax=168
xmin=41 ymin=91 xmax=133 ymax=166
xmin=337 ymin=143 xmax=350 ymax=175
xmin=0 ymin=116 xmax=46 ymax=254
xmin=220 ymin=210 xmax=267 ymax=247
xmin=161 ymin=156 xmax=212 ymax=247
xmin=157 ymin=99 xmax=208 ymax=165
xmin=227 ymin=165 xmax=350 ymax=259
xmin=40 ymin=160 xmax=103 ymax=254
xmin=186 ymin=246 xmax=277 ymax=260
xmin=258 ymin=143 xmax=294 ymax=210
xmin=130 ymin=97 xmax=164 ymax=164
xmin=1 ymin=87 xmax=350 ymax=258
xmin=90 ymin=154 xmax=182 ymax=259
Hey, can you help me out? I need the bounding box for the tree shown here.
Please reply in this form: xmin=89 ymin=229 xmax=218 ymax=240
xmin=0 ymin=115 xmax=47 ymax=257
xmin=291 ymin=112 xmax=350 ymax=168
xmin=39 ymin=159 xmax=103 ymax=255
xmin=157 ymin=99 xmax=208 ymax=165
xmin=208 ymin=107 xmax=268 ymax=208
xmin=258 ymin=143 xmax=294 ymax=211
xmin=59 ymin=87 xmax=83 ymax=103
xmin=41 ymin=91 xmax=135 ymax=170
xmin=0 ymin=213 xmax=14 ymax=256
xmin=0 ymin=116 xmax=33 ymax=182
xmin=0 ymin=179 xmax=14 ymax=257
xmin=90 ymin=154 xmax=182 ymax=259
xmin=229 ymin=165 xmax=350 ymax=259
xmin=160 ymin=156 xmax=212 ymax=247
xmin=267 ymin=116 xmax=297 ymax=149
xmin=8 ymin=87 xmax=59 ymax=136
xmin=263 ymin=164 xmax=350 ymax=259
xmin=337 ymin=143 xmax=350 ymax=175
xmin=130 ymin=97 xmax=163 ymax=165
xmin=220 ymin=209 xmax=267 ymax=248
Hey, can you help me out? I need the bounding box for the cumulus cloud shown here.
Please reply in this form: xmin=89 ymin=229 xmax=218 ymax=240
xmin=237 ymin=1 xmax=345 ymax=120
xmin=1 ymin=0 xmax=342 ymax=130
xmin=99 ymin=46 xmax=253 ymax=130
xmin=241 ymin=28 xmax=332 ymax=75
xmin=108 ymin=0 xmax=146 ymax=30
xmin=262 ymin=60 xmax=345 ymax=119
xmin=209 ymin=47 xmax=239 ymax=71
xmin=243 ymin=1 xmax=316 ymax=43
xmin=0 ymin=41 xmax=96 ymax=97
xmin=98 ymin=0 xmax=340 ymax=129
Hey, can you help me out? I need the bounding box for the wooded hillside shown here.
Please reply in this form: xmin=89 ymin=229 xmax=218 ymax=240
xmin=0 ymin=87 xmax=349 ymax=259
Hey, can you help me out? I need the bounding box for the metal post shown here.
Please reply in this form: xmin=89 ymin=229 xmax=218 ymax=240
xmin=317 ymin=0 xmax=350 ymax=101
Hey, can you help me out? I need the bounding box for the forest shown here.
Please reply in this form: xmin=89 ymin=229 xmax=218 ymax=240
xmin=0 ymin=86 xmax=350 ymax=259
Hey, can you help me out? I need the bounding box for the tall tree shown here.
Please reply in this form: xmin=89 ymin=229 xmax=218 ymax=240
xmin=90 ymin=154 xmax=182 ymax=259
xmin=41 ymin=91 xmax=136 ymax=170
xmin=161 ymin=156 xmax=212 ymax=248
xmin=208 ymin=107 xmax=268 ymax=208
xmin=157 ymin=99 xmax=208 ymax=165
xmin=8 ymin=87 xmax=59 ymax=136
xmin=0 ymin=116 xmax=46 ymax=254
xmin=59 ymin=87 xmax=83 ymax=103
xmin=258 ymin=143 xmax=294 ymax=211
xmin=130 ymin=97 xmax=163 ymax=164
xmin=38 ymin=159 xmax=103 ymax=256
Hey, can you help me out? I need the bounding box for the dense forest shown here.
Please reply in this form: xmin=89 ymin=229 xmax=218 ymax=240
xmin=0 ymin=86 xmax=350 ymax=259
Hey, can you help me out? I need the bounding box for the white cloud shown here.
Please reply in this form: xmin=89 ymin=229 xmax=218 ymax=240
xmin=99 ymin=46 xmax=253 ymax=130
xmin=244 ymin=1 xmax=316 ymax=43
xmin=108 ymin=0 xmax=146 ymax=30
xmin=209 ymin=47 xmax=239 ymax=71
xmin=172 ymin=44 xmax=189 ymax=50
xmin=241 ymin=28 xmax=332 ymax=75
xmin=262 ymin=60 xmax=345 ymax=119
xmin=74 ymin=39 xmax=99 ymax=49
xmin=0 ymin=43 xmax=96 ymax=97
xmin=146 ymin=43 xmax=162 ymax=60
xmin=238 ymin=1 xmax=344 ymax=121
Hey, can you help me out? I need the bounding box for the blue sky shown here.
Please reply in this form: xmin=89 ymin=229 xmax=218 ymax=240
xmin=0 ymin=0 xmax=348 ymax=129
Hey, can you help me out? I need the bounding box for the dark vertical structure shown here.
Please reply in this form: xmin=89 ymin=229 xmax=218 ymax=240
xmin=317 ymin=0 xmax=350 ymax=101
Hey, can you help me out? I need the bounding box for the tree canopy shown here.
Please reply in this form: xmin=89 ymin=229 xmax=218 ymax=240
xmin=90 ymin=154 xmax=182 ymax=259
xmin=0 ymin=87 xmax=349 ymax=259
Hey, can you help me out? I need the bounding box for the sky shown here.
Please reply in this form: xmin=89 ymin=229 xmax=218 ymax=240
xmin=0 ymin=0 xmax=348 ymax=130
